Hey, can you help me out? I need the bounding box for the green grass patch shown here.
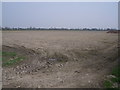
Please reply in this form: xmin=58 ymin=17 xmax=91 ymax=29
xmin=2 ymin=52 xmax=17 ymax=57
xmin=104 ymin=80 xmax=113 ymax=88
xmin=111 ymin=67 xmax=120 ymax=77
xmin=104 ymin=66 xmax=120 ymax=88
xmin=3 ymin=56 xmax=25 ymax=66
xmin=110 ymin=77 xmax=120 ymax=83
xmin=1 ymin=51 xmax=26 ymax=66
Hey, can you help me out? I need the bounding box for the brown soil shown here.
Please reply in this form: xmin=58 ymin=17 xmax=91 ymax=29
xmin=2 ymin=31 xmax=118 ymax=88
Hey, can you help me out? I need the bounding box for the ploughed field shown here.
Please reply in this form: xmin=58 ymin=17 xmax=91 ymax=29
xmin=2 ymin=30 xmax=118 ymax=88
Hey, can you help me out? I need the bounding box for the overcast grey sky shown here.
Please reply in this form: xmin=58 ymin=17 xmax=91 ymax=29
xmin=2 ymin=2 xmax=118 ymax=29
xmin=0 ymin=2 xmax=2 ymax=27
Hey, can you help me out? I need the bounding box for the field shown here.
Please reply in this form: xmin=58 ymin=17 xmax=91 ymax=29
xmin=2 ymin=30 xmax=118 ymax=88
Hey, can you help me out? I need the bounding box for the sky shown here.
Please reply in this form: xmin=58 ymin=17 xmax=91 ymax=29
xmin=0 ymin=2 xmax=2 ymax=27
xmin=2 ymin=2 xmax=118 ymax=29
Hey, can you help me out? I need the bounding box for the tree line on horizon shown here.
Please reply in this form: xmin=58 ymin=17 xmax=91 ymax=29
xmin=0 ymin=27 xmax=117 ymax=31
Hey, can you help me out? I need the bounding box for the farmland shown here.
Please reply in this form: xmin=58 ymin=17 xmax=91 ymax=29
xmin=2 ymin=30 xmax=118 ymax=88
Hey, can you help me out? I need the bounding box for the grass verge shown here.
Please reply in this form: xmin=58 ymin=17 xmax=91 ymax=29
xmin=104 ymin=66 xmax=120 ymax=89
xmin=0 ymin=51 xmax=26 ymax=66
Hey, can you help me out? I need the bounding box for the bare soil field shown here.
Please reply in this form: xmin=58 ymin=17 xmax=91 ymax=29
xmin=2 ymin=30 xmax=118 ymax=88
